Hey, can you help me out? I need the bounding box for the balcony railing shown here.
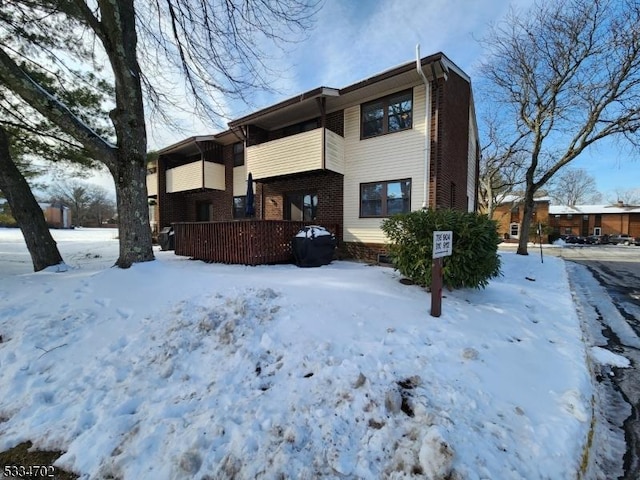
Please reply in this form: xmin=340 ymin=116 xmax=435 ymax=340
xmin=166 ymin=160 xmax=225 ymax=193
xmin=246 ymin=128 xmax=344 ymax=180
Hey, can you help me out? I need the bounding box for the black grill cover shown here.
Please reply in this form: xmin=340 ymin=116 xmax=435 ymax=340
xmin=292 ymin=226 xmax=336 ymax=267
xmin=159 ymin=226 xmax=175 ymax=251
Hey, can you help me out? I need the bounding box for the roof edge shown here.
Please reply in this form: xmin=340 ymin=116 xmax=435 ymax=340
xmin=228 ymin=87 xmax=338 ymax=127
xmin=157 ymin=135 xmax=217 ymax=155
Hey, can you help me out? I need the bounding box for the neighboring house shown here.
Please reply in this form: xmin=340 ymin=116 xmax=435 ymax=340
xmin=492 ymin=197 xmax=640 ymax=241
xmin=39 ymin=202 xmax=73 ymax=229
xmin=491 ymin=196 xmax=551 ymax=241
xmin=549 ymin=202 xmax=640 ymax=238
xmin=150 ymin=52 xmax=480 ymax=260
xmin=0 ymin=199 xmax=72 ymax=229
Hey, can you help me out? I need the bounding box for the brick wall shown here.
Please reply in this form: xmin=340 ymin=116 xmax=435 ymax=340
xmin=433 ymin=71 xmax=471 ymax=211
xmin=258 ymin=171 xmax=343 ymax=229
xmin=493 ymin=200 xmax=550 ymax=240
xmin=326 ymin=110 xmax=344 ymax=136
xmin=339 ymin=241 xmax=387 ymax=263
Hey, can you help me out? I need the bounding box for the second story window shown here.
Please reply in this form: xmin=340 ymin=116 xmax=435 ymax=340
xmin=361 ymin=90 xmax=413 ymax=139
xmin=233 ymin=142 xmax=244 ymax=167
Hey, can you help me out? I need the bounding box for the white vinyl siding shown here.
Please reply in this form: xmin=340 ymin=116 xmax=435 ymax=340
xmin=233 ymin=165 xmax=248 ymax=196
xmin=343 ymin=85 xmax=426 ymax=244
xmin=324 ymin=129 xmax=345 ymax=175
xmin=166 ymin=160 xmax=224 ymax=193
xmin=204 ymin=162 xmax=225 ymax=190
xmin=246 ymin=128 xmax=345 ymax=180
xmin=247 ymin=129 xmax=323 ymax=180
xmin=146 ymin=172 xmax=158 ymax=196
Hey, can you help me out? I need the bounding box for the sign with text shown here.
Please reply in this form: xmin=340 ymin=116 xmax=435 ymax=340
xmin=432 ymin=231 xmax=453 ymax=259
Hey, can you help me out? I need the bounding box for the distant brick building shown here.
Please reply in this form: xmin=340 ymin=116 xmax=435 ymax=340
xmin=39 ymin=202 xmax=72 ymax=229
xmin=492 ymin=197 xmax=640 ymax=242
xmin=548 ymin=202 xmax=640 ymax=238
xmin=491 ymin=196 xmax=551 ymax=242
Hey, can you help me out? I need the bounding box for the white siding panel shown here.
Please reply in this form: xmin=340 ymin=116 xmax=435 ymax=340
xmin=166 ymin=160 xmax=203 ymax=193
xmin=324 ymin=129 xmax=345 ymax=174
xmin=247 ymin=129 xmax=323 ymax=180
xmin=166 ymin=160 xmax=225 ymax=193
xmin=146 ymin=172 xmax=158 ymax=196
xmin=204 ymin=162 xmax=225 ymax=190
xmin=233 ymin=165 xmax=248 ymax=196
xmin=343 ymin=85 xmax=427 ymax=244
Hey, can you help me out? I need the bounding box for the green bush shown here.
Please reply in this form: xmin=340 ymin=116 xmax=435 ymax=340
xmin=381 ymin=209 xmax=502 ymax=289
xmin=0 ymin=212 xmax=17 ymax=227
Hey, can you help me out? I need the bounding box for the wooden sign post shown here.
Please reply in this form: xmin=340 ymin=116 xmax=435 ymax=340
xmin=431 ymin=231 xmax=453 ymax=317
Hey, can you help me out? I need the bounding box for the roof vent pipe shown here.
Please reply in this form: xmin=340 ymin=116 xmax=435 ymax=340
xmin=416 ymin=44 xmax=431 ymax=210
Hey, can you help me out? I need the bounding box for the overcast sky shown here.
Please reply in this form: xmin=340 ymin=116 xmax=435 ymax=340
xmin=88 ymin=0 xmax=636 ymax=199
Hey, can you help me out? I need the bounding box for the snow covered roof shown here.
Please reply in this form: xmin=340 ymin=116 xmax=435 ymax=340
xmin=549 ymin=204 xmax=640 ymax=214
xmin=498 ymin=195 xmax=551 ymax=204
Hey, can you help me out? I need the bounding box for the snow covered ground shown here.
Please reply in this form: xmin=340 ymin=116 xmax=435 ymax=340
xmin=0 ymin=228 xmax=630 ymax=479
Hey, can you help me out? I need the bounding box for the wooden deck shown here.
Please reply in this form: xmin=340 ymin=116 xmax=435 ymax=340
xmin=172 ymin=220 xmax=339 ymax=265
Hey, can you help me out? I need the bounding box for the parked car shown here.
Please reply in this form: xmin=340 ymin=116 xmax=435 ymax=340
xmin=564 ymin=235 xmax=585 ymax=244
xmin=609 ymin=234 xmax=634 ymax=245
xmin=634 ymin=236 xmax=640 ymax=246
xmin=585 ymin=234 xmax=609 ymax=245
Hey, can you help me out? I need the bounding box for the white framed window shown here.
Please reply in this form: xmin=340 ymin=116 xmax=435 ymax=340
xmin=510 ymin=222 xmax=519 ymax=238
xmin=594 ymin=227 xmax=601 ymax=235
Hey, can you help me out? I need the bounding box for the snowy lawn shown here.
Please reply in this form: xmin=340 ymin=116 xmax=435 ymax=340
xmin=0 ymin=228 xmax=599 ymax=479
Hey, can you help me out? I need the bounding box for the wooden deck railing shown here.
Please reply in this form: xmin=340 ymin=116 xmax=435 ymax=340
xmin=172 ymin=220 xmax=340 ymax=265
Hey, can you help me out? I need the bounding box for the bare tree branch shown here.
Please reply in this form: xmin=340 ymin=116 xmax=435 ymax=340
xmin=481 ymin=0 xmax=640 ymax=255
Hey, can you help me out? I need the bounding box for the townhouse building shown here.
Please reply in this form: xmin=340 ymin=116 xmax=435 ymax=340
xmin=148 ymin=52 xmax=480 ymax=261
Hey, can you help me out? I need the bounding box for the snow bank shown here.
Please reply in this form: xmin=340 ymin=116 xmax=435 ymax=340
xmin=0 ymin=229 xmax=593 ymax=479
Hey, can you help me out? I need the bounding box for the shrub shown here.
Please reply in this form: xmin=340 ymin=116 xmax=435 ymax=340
xmin=381 ymin=209 xmax=502 ymax=289
xmin=0 ymin=212 xmax=17 ymax=227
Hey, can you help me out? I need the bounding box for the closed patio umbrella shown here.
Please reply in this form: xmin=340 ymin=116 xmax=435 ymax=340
xmin=245 ymin=172 xmax=255 ymax=217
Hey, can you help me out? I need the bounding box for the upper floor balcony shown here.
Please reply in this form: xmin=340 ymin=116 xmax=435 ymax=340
xmin=166 ymin=160 xmax=225 ymax=193
xmin=246 ymin=128 xmax=344 ymax=181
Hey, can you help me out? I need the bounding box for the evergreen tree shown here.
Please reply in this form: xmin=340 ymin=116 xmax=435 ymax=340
xmin=0 ymin=0 xmax=317 ymax=268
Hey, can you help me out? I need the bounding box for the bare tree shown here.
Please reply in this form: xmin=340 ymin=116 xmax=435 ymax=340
xmin=481 ymin=0 xmax=640 ymax=255
xmin=607 ymin=187 xmax=640 ymax=205
xmin=478 ymin=115 xmax=527 ymax=217
xmin=86 ymin=186 xmax=116 ymax=227
xmin=0 ymin=0 xmax=319 ymax=267
xmin=49 ymin=182 xmax=91 ymax=227
xmin=548 ymin=168 xmax=602 ymax=205
xmin=50 ymin=181 xmax=115 ymax=227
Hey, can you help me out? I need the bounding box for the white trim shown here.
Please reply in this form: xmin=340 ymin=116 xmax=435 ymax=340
xmin=510 ymin=222 xmax=520 ymax=239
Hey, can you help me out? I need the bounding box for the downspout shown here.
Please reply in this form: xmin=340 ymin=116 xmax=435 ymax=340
xmin=416 ymin=44 xmax=431 ymax=210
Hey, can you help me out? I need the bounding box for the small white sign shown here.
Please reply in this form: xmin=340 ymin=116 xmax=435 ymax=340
xmin=433 ymin=230 xmax=453 ymax=259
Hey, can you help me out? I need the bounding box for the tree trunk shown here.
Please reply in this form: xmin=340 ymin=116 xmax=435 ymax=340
xmin=516 ymin=189 xmax=536 ymax=255
xmin=100 ymin=0 xmax=154 ymax=268
xmin=0 ymin=127 xmax=64 ymax=271
xmin=109 ymin=151 xmax=154 ymax=268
